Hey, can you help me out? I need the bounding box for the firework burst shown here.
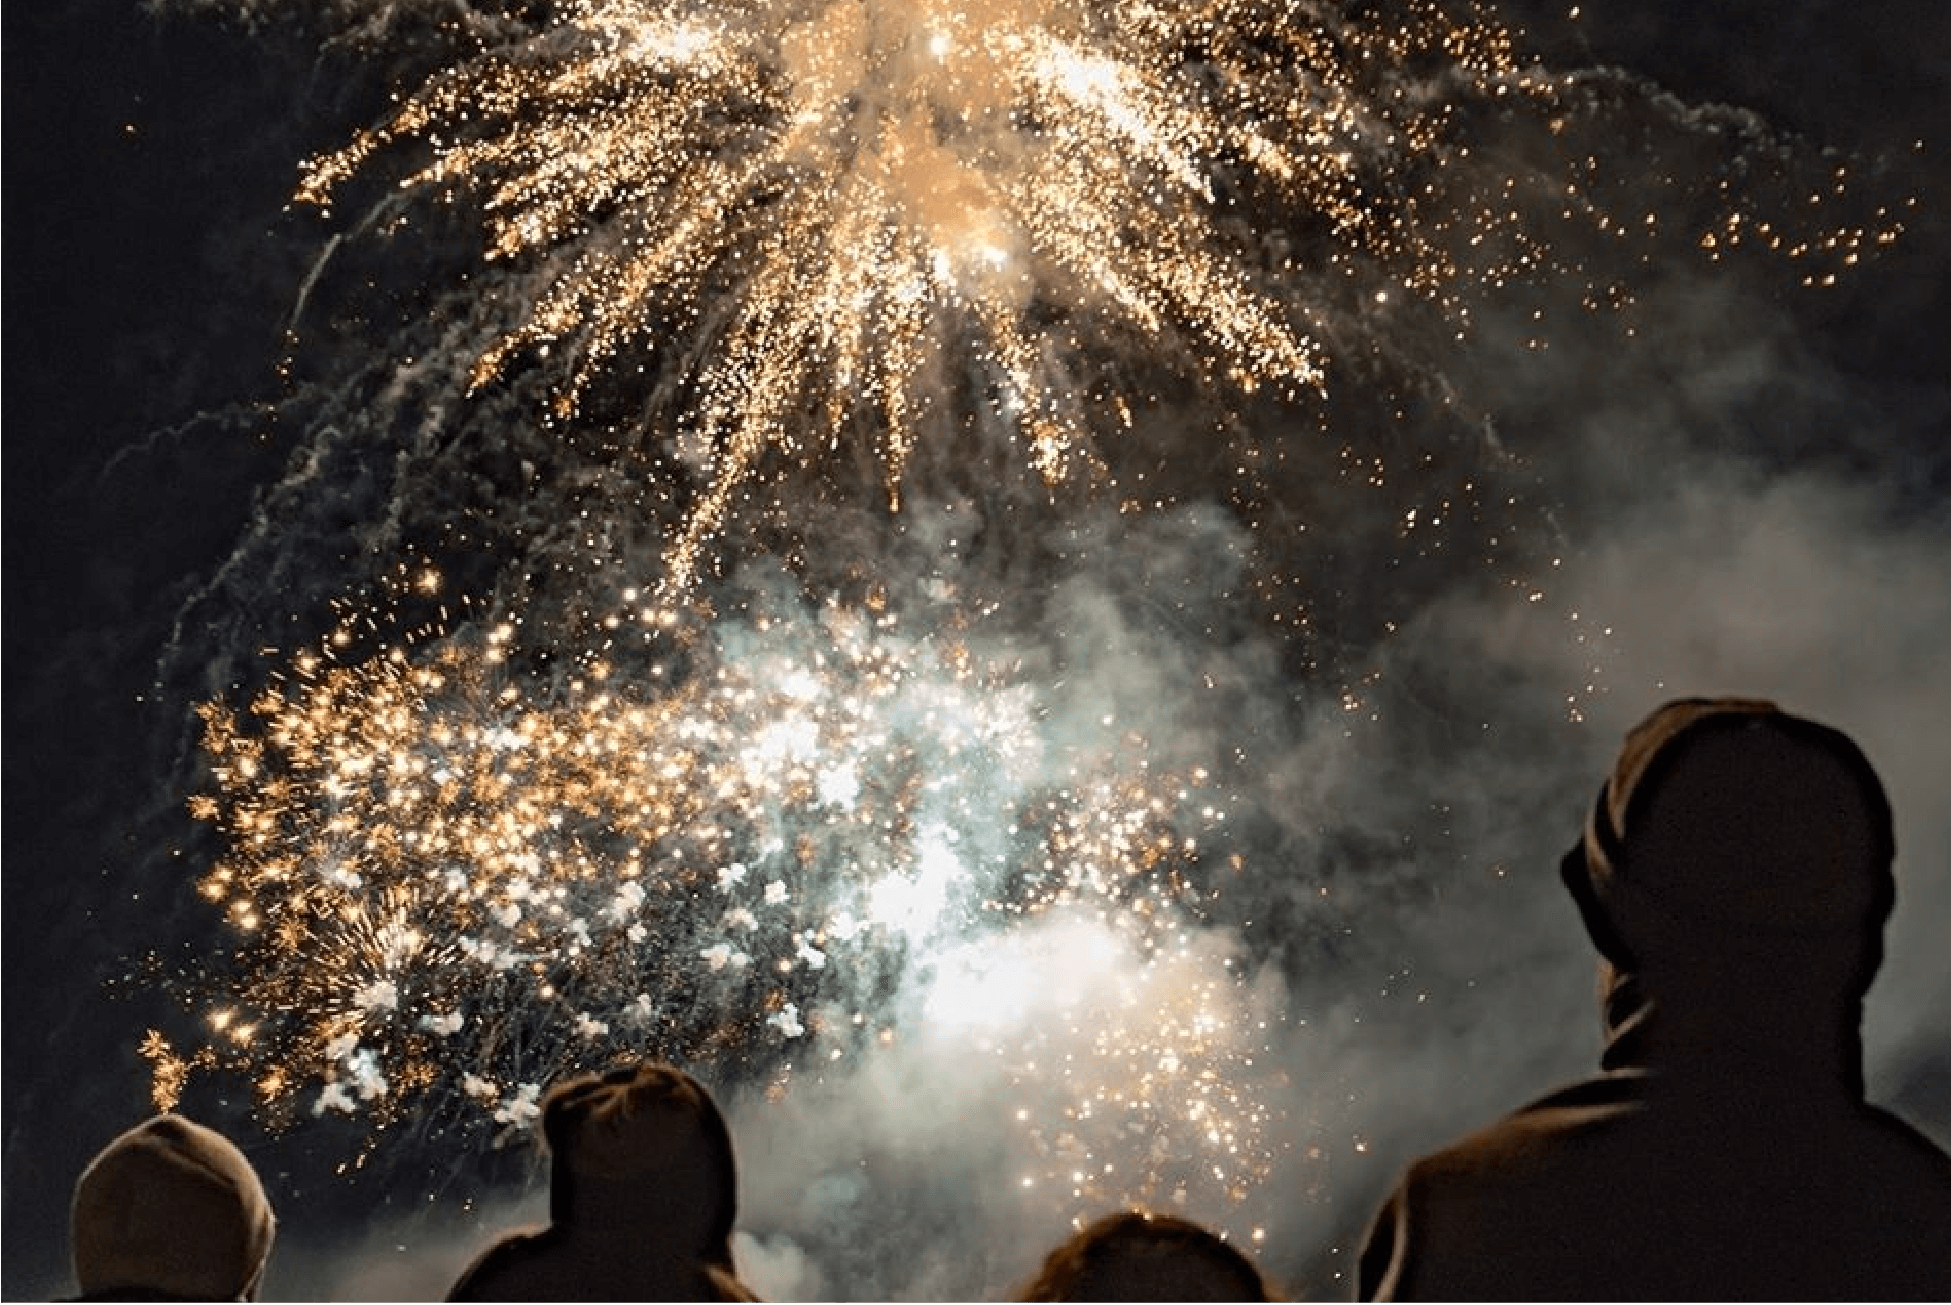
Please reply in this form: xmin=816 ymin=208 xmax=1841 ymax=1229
xmin=293 ymin=0 xmax=1569 ymax=586
xmin=153 ymin=586 xmax=1278 ymax=1208
xmin=140 ymin=0 xmax=1917 ymax=1238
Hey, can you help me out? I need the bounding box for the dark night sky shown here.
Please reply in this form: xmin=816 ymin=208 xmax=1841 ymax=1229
xmin=6 ymin=0 xmax=1950 ymax=1299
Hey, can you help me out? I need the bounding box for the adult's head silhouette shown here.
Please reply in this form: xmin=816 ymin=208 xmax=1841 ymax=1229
xmin=69 ymin=1113 xmax=276 ymax=1302
xmin=1358 ymin=698 xmax=1951 ymax=1301
xmin=1016 ymin=1210 xmax=1272 ymax=1301
xmin=447 ymin=1061 xmax=756 ymax=1302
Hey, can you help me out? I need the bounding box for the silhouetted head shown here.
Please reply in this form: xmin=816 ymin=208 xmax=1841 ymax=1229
xmin=1563 ymin=698 xmax=1895 ymax=1048
xmin=70 ymin=1113 xmax=276 ymax=1301
xmin=1016 ymin=1211 xmax=1272 ymax=1301
xmin=541 ymin=1061 xmax=739 ymax=1267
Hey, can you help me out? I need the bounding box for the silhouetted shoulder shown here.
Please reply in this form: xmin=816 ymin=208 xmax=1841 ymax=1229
xmin=445 ymin=1229 xmax=554 ymax=1302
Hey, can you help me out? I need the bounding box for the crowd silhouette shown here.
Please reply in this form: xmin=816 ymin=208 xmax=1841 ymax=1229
xmin=63 ymin=700 xmax=1951 ymax=1301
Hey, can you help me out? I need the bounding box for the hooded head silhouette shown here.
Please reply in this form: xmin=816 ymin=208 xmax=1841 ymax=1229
xmin=70 ymin=1113 xmax=276 ymax=1301
xmin=1356 ymin=698 xmax=1951 ymax=1302
xmin=541 ymin=1061 xmax=740 ymax=1260
xmin=447 ymin=1061 xmax=755 ymax=1302
xmin=1561 ymin=696 xmax=1896 ymax=1081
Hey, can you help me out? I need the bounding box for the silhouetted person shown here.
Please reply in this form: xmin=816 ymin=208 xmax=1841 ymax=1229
xmin=1357 ymin=697 xmax=1951 ymax=1300
xmin=447 ymin=1061 xmax=759 ymax=1302
xmin=68 ymin=1113 xmax=276 ymax=1301
xmin=1017 ymin=1210 xmax=1273 ymax=1301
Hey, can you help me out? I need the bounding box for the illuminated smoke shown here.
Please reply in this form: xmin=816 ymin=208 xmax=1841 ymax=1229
xmin=159 ymin=579 xmax=1284 ymax=1214
xmin=115 ymin=0 xmax=1931 ymax=1294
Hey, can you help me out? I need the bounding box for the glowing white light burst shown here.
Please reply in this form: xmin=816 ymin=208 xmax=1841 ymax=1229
xmin=296 ymin=0 xmax=1552 ymax=586
xmin=920 ymin=913 xmax=1284 ymax=1210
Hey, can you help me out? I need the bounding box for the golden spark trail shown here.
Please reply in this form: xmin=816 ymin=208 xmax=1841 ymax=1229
xmin=296 ymin=0 xmax=1546 ymax=589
